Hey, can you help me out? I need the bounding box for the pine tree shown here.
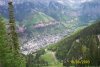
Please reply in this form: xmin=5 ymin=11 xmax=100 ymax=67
xmin=0 ymin=1 xmax=26 ymax=67
xmin=7 ymin=1 xmax=26 ymax=67
xmin=0 ymin=16 xmax=8 ymax=67
xmin=8 ymin=1 xmax=19 ymax=53
xmin=0 ymin=16 xmax=16 ymax=67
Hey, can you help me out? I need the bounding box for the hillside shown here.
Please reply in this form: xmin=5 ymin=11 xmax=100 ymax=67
xmin=23 ymin=12 xmax=54 ymax=27
xmin=48 ymin=21 xmax=100 ymax=66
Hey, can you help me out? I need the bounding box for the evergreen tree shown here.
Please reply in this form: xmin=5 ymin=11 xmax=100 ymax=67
xmin=8 ymin=1 xmax=19 ymax=53
xmin=0 ymin=1 xmax=26 ymax=67
xmin=0 ymin=16 xmax=8 ymax=67
xmin=7 ymin=1 xmax=26 ymax=67
xmin=0 ymin=16 xmax=16 ymax=67
xmin=0 ymin=16 xmax=26 ymax=67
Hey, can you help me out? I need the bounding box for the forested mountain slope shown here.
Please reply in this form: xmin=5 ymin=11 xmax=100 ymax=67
xmin=49 ymin=21 xmax=100 ymax=66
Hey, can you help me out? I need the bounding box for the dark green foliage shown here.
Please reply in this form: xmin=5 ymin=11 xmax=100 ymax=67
xmin=47 ymin=44 xmax=58 ymax=52
xmin=0 ymin=16 xmax=26 ymax=67
xmin=0 ymin=16 xmax=9 ymax=67
xmin=26 ymin=49 xmax=47 ymax=67
xmin=35 ymin=49 xmax=45 ymax=59
xmin=0 ymin=1 xmax=26 ymax=67
xmin=8 ymin=2 xmax=26 ymax=67
xmin=8 ymin=2 xmax=19 ymax=52
xmin=55 ymin=21 xmax=100 ymax=66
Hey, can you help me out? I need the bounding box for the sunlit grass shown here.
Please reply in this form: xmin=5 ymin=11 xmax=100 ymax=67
xmin=40 ymin=50 xmax=63 ymax=67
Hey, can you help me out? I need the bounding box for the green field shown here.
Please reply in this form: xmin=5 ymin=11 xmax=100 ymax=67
xmin=40 ymin=49 xmax=63 ymax=67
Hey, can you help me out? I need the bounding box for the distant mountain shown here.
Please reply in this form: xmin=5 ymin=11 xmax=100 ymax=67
xmin=0 ymin=1 xmax=69 ymax=21
xmin=80 ymin=0 xmax=100 ymax=22
xmin=1 ymin=0 xmax=100 ymax=23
